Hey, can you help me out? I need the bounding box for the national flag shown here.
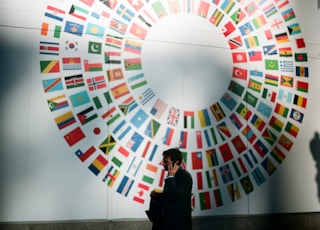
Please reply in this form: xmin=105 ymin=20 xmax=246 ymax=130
xmin=285 ymin=121 xmax=299 ymax=138
xmin=205 ymin=169 xmax=219 ymax=188
xmin=107 ymin=68 xmax=123 ymax=81
xmin=98 ymin=135 xmax=117 ymax=155
xmin=88 ymin=154 xmax=108 ymax=175
xmin=296 ymin=38 xmax=306 ymax=48
xmin=184 ymin=111 xmax=195 ymax=129
xmin=110 ymin=18 xmax=128 ymax=35
xmin=263 ymin=45 xmax=277 ymax=55
xmin=140 ymin=88 xmax=155 ymax=105
xmin=239 ymin=22 xmax=254 ymax=36
xmin=252 ymin=167 xmax=266 ymax=186
xmin=252 ymin=14 xmax=266 ymax=29
xmin=236 ymin=103 xmax=252 ymax=120
xmin=231 ymin=135 xmax=246 ymax=154
xmin=293 ymin=94 xmax=307 ymax=108
xmin=209 ymin=9 xmax=224 ymax=26
xmin=280 ymin=61 xmax=294 ymax=72
xmin=64 ymin=126 xmax=85 ymax=147
xmin=271 ymin=146 xmax=286 ymax=164
xmin=192 ymin=152 xmax=203 ymax=169
xmin=130 ymin=108 xmax=147 ymax=128
xmin=210 ymin=102 xmax=225 ymax=121
xmin=274 ymin=103 xmax=289 ymax=118
xmin=196 ymin=171 xmax=203 ymax=190
xmin=167 ymin=0 xmax=180 ymax=13
xmin=42 ymin=78 xmax=63 ymax=93
xmin=278 ymin=134 xmax=293 ymax=151
xmin=296 ymin=81 xmax=308 ymax=93
xmin=77 ymin=106 xmax=98 ymax=125
xmin=196 ymin=131 xmax=203 ymax=148
xmin=124 ymin=58 xmax=142 ymax=70
xmin=228 ymin=35 xmax=243 ymax=49
xmin=221 ymin=0 xmax=235 ymax=13
xmin=117 ymin=176 xmax=134 ymax=197
xmin=227 ymin=183 xmax=241 ymax=201
xmin=163 ymin=127 xmax=174 ymax=145
xmin=288 ymin=23 xmax=301 ymax=35
xmin=222 ymin=21 xmax=236 ymax=37
xmin=39 ymin=41 xmax=59 ymax=55
xmin=103 ymin=166 xmax=120 ymax=187
xmin=150 ymin=98 xmax=167 ymax=119
xmin=87 ymin=75 xmax=107 ymax=91
xmin=245 ymin=36 xmax=259 ymax=49
xmin=265 ymin=59 xmax=279 ymax=70
xmin=116 ymin=4 xmax=135 ymax=22
xmin=263 ymin=3 xmax=277 ymax=18
xmin=86 ymin=22 xmax=105 ymax=38
xmin=257 ymin=101 xmax=272 ymax=117
xmin=248 ymin=51 xmax=262 ymax=62
xmin=129 ymin=23 xmax=148 ymax=40
xmin=69 ymin=4 xmax=88 ymax=21
xmin=248 ymin=78 xmax=262 ymax=93
xmin=213 ymin=189 xmax=223 ymax=207
xmin=295 ymin=53 xmax=308 ymax=62
xmin=83 ymin=59 xmax=102 ymax=72
xmin=269 ymin=115 xmax=284 ymax=132
xmin=290 ymin=108 xmax=304 ymax=123
xmin=197 ymin=0 xmax=210 ymax=18
xmin=179 ymin=131 xmax=188 ymax=149
xmin=128 ymin=0 xmax=144 ymax=11
xmin=64 ymin=21 xmax=84 ymax=36
xmin=45 ymin=5 xmax=65 ymax=22
xmin=127 ymin=132 xmax=144 ymax=152
xmin=275 ymin=0 xmax=289 ymax=9
xmin=119 ymin=96 xmax=138 ymax=115
xmin=152 ymin=1 xmax=168 ymax=18
xmin=80 ymin=0 xmax=95 ymax=7
xmin=40 ymin=60 xmax=60 ymax=73
xmin=198 ymin=109 xmax=211 ymax=127
xmin=75 ymin=146 xmax=96 ymax=162
xmin=124 ymin=40 xmax=142 ymax=54
xmin=182 ymin=0 xmax=195 ymax=13
xmin=280 ymin=75 xmax=293 ymax=88
xmin=261 ymin=157 xmax=276 ymax=175
xmin=219 ymin=164 xmax=234 ymax=183
xmin=229 ymin=113 xmax=243 ymax=130
xmin=101 ymin=106 xmax=121 ymax=125
xmin=296 ymin=66 xmax=309 ymax=77
xmin=62 ymin=57 xmax=81 ymax=70
xmin=264 ymin=73 xmax=278 ymax=86
xmin=113 ymin=120 xmax=132 ymax=140
xmin=167 ymin=107 xmax=180 ymax=126
xmin=64 ymin=74 xmax=84 ymax=89
xmin=220 ymin=92 xmax=237 ymax=111
xmin=199 ymin=191 xmax=211 ymax=210
xmin=206 ymin=149 xmax=219 ymax=167
xmin=232 ymin=67 xmax=247 ymax=80
xmin=232 ymin=52 xmax=247 ymax=63
xmin=105 ymin=51 xmax=121 ymax=64
xmin=144 ymin=119 xmax=161 ymax=139
xmin=253 ymin=139 xmax=268 ymax=157
xmin=262 ymin=128 xmax=277 ymax=145
xmin=279 ymin=47 xmax=292 ymax=57
xmin=278 ymin=89 xmax=293 ymax=104
xmin=244 ymin=1 xmax=258 ymax=15
xmin=275 ymin=32 xmax=289 ymax=44
xmin=240 ymin=175 xmax=254 ymax=194
xmin=47 ymin=94 xmax=68 ymax=111
xmin=250 ymin=114 xmax=265 ymax=131
xmin=230 ymin=8 xmax=246 ymax=24
xmin=111 ymin=82 xmax=130 ymax=99
xmin=264 ymin=29 xmax=273 ymax=40
xmin=88 ymin=41 xmax=102 ymax=54
xmin=69 ymin=90 xmax=90 ymax=107
xmin=216 ymin=121 xmax=232 ymax=139
xmin=105 ymin=34 xmax=123 ymax=49
xmin=282 ymin=8 xmax=295 ymax=22
xmin=41 ymin=22 xmax=62 ymax=38
xmin=54 ymin=111 xmax=76 ymax=130
xmin=262 ymin=88 xmax=276 ymax=102
xmin=219 ymin=142 xmax=233 ymax=162
xmin=242 ymin=125 xmax=257 ymax=144
xmin=127 ymin=156 xmax=142 ymax=177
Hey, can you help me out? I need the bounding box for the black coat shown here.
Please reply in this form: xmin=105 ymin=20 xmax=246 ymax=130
xmin=162 ymin=167 xmax=193 ymax=230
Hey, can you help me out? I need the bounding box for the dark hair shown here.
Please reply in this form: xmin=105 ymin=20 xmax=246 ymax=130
xmin=162 ymin=148 xmax=182 ymax=165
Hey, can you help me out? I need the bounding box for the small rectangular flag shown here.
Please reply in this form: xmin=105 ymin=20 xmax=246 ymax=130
xmin=64 ymin=74 xmax=84 ymax=89
xmin=111 ymin=82 xmax=130 ymax=99
xmin=45 ymin=5 xmax=65 ymax=22
xmin=42 ymin=78 xmax=63 ymax=93
xmin=47 ymin=94 xmax=68 ymax=111
xmin=293 ymin=94 xmax=307 ymax=108
xmin=64 ymin=126 xmax=85 ymax=147
xmin=54 ymin=111 xmax=76 ymax=130
xmin=39 ymin=41 xmax=59 ymax=55
xmin=192 ymin=152 xmax=203 ymax=169
xmin=88 ymin=154 xmax=108 ymax=175
xmin=40 ymin=60 xmax=60 ymax=73
xmin=69 ymin=90 xmax=90 ymax=107
xmin=64 ymin=21 xmax=84 ymax=36
xmin=87 ymin=75 xmax=107 ymax=91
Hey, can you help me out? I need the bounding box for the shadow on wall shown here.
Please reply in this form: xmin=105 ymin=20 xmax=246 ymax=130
xmin=310 ymin=131 xmax=320 ymax=202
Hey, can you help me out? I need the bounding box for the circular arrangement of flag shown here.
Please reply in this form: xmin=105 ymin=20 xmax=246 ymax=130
xmin=39 ymin=0 xmax=309 ymax=212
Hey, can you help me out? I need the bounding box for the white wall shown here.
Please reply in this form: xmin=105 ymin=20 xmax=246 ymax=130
xmin=0 ymin=0 xmax=320 ymax=222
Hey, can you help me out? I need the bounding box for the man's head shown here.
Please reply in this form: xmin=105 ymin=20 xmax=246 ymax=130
xmin=161 ymin=148 xmax=182 ymax=171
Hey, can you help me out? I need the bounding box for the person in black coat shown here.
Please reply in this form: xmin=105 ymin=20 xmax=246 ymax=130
xmin=148 ymin=148 xmax=193 ymax=230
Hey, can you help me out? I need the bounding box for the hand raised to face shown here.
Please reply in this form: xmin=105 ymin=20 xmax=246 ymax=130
xmin=167 ymin=162 xmax=180 ymax=177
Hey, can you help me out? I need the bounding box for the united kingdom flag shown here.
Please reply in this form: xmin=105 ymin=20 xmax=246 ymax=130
xmin=166 ymin=107 xmax=180 ymax=126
